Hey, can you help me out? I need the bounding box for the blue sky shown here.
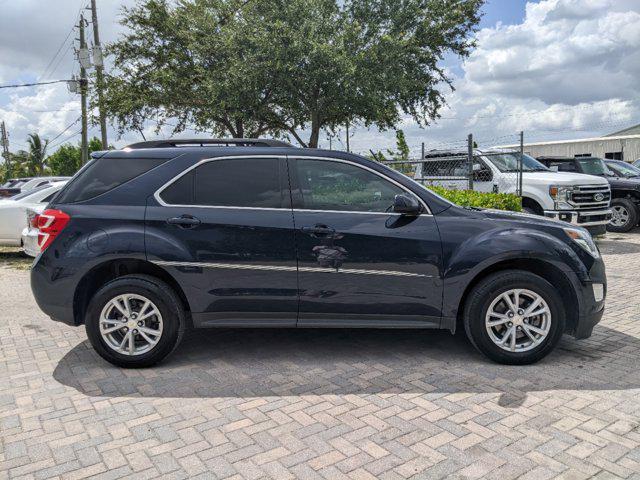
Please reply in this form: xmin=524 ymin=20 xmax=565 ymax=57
xmin=1 ymin=0 xmax=638 ymax=155
xmin=481 ymin=0 xmax=530 ymax=28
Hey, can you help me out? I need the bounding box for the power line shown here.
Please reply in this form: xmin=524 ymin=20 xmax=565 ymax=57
xmin=47 ymin=41 xmax=75 ymax=81
xmin=39 ymin=30 xmax=75 ymax=81
xmin=49 ymin=129 xmax=82 ymax=150
xmin=0 ymin=80 xmax=70 ymax=90
xmin=48 ymin=117 xmax=82 ymax=146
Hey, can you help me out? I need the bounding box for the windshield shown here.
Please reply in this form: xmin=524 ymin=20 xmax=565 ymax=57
xmin=485 ymin=153 xmax=548 ymax=172
xmin=607 ymin=161 xmax=640 ymax=177
xmin=9 ymin=185 xmax=50 ymax=201
xmin=576 ymin=158 xmax=612 ymax=175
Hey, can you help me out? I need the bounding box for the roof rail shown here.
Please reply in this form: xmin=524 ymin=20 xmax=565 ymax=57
xmin=124 ymin=138 xmax=294 ymax=149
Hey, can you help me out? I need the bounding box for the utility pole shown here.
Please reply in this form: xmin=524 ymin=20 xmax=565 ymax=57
xmin=90 ymin=0 xmax=108 ymax=149
xmin=345 ymin=121 xmax=350 ymax=153
xmin=0 ymin=122 xmax=10 ymax=179
xmin=79 ymin=14 xmax=89 ymax=165
xmin=518 ymin=130 xmax=524 ymax=197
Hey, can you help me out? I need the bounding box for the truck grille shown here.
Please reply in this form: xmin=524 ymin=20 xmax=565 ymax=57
xmin=569 ymin=185 xmax=610 ymax=209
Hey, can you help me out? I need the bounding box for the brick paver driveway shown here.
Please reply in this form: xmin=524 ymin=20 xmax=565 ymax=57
xmin=2 ymin=233 xmax=640 ymax=480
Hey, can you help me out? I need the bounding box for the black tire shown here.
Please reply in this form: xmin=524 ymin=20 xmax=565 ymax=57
xmin=607 ymin=198 xmax=639 ymax=233
xmin=463 ymin=270 xmax=565 ymax=365
xmin=522 ymin=207 xmax=539 ymax=216
xmin=85 ymin=274 xmax=186 ymax=368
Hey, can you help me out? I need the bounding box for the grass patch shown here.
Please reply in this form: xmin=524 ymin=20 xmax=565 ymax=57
xmin=0 ymin=246 xmax=33 ymax=271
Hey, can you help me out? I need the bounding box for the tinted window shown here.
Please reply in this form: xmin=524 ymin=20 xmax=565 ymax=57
xmin=576 ymin=158 xmax=609 ymax=175
xmin=294 ymin=159 xmax=404 ymax=212
xmin=56 ymin=157 xmax=168 ymax=203
xmin=556 ymin=162 xmax=576 ymax=172
xmin=160 ymin=170 xmax=194 ymax=205
xmin=160 ymin=158 xmax=285 ymax=208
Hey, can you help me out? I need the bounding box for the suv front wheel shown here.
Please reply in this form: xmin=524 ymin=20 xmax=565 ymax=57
xmin=85 ymin=275 xmax=186 ymax=368
xmin=463 ymin=270 xmax=565 ymax=365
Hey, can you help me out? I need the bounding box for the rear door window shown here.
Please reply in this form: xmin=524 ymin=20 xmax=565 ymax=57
xmin=56 ymin=157 xmax=168 ymax=203
xmin=159 ymin=157 xmax=287 ymax=208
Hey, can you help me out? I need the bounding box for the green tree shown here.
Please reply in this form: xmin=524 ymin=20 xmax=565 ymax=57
xmin=6 ymin=151 xmax=31 ymax=178
xmin=369 ymin=129 xmax=414 ymax=175
xmin=103 ymin=0 xmax=482 ymax=147
xmin=25 ymin=133 xmax=49 ymax=176
xmin=46 ymin=138 xmax=105 ymax=176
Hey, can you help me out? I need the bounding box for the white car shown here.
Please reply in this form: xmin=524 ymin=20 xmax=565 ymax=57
xmin=0 ymin=181 xmax=67 ymax=247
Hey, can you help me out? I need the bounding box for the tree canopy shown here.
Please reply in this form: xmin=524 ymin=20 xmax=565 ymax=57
xmin=46 ymin=137 xmax=105 ymax=176
xmin=103 ymin=0 xmax=483 ymax=147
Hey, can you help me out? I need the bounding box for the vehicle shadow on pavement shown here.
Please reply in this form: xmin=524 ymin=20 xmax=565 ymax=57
xmin=53 ymin=325 xmax=640 ymax=407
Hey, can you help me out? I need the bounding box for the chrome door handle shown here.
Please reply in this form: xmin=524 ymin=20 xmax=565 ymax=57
xmin=167 ymin=215 xmax=201 ymax=228
xmin=301 ymin=224 xmax=336 ymax=236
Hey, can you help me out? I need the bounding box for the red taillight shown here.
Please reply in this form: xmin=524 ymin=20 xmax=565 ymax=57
xmin=37 ymin=209 xmax=70 ymax=252
xmin=30 ymin=214 xmax=40 ymax=229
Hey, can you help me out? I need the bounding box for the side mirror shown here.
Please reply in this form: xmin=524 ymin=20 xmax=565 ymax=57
xmin=393 ymin=193 xmax=421 ymax=216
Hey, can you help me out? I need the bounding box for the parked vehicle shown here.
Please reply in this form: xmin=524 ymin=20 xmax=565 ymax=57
xmin=418 ymin=150 xmax=612 ymax=235
xmin=605 ymin=159 xmax=640 ymax=178
xmin=633 ymin=159 xmax=640 ymax=169
xmin=0 ymin=177 xmax=33 ymax=198
xmin=537 ymin=156 xmax=640 ymax=233
xmin=31 ymin=139 xmax=606 ymax=368
xmin=0 ymin=176 xmax=70 ymax=198
xmin=0 ymin=181 xmax=68 ymax=247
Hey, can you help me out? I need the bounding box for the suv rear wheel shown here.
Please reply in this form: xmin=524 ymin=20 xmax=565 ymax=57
xmin=608 ymin=198 xmax=639 ymax=233
xmin=463 ymin=270 xmax=565 ymax=365
xmin=85 ymin=275 xmax=186 ymax=368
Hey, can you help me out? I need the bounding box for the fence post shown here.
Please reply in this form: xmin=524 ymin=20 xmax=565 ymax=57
xmin=519 ymin=131 xmax=524 ymax=196
xmin=414 ymin=142 xmax=425 ymax=181
xmin=467 ymin=134 xmax=474 ymax=190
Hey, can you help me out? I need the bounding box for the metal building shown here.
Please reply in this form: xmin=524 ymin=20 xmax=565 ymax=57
xmin=497 ymin=123 xmax=640 ymax=162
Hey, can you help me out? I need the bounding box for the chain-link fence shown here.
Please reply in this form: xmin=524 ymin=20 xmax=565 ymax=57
xmin=378 ymin=133 xmax=525 ymax=197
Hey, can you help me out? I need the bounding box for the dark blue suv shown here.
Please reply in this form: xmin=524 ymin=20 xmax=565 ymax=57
xmin=31 ymin=139 xmax=606 ymax=367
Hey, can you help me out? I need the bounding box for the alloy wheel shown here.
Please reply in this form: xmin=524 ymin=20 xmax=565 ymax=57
xmin=99 ymin=294 xmax=163 ymax=356
xmin=610 ymin=205 xmax=630 ymax=228
xmin=485 ymin=288 xmax=551 ymax=352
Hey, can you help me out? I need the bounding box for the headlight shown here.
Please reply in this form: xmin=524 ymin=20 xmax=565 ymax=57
xmin=549 ymin=185 xmax=573 ymax=210
xmin=563 ymin=227 xmax=600 ymax=258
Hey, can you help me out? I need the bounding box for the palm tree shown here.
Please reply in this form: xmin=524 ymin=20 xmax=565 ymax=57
xmin=25 ymin=133 xmax=49 ymax=176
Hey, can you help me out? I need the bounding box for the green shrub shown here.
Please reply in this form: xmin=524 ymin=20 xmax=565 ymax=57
xmin=428 ymin=186 xmax=522 ymax=212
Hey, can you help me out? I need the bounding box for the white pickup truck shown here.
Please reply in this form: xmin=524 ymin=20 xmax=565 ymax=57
xmin=416 ymin=149 xmax=612 ymax=235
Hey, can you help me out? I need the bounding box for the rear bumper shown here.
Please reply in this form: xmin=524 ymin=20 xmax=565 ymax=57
xmin=21 ymin=227 xmax=39 ymax=257
xmin=30 ymin=255 xmax=77 ymax=326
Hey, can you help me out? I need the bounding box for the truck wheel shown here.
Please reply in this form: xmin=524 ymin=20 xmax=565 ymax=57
xmin=463 ymin=270 xmax=565 ymax=365
xmin=608 ymin=198 xmax=638 ymax=233
xmin=85 ymin=274 xmax=186 ymax=368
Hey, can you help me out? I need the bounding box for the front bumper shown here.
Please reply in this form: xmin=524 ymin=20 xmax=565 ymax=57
xmin=566 ymin=256 xmax=607 ymax=339
xmin=544 ymin=209 xmax=611 ymax=235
